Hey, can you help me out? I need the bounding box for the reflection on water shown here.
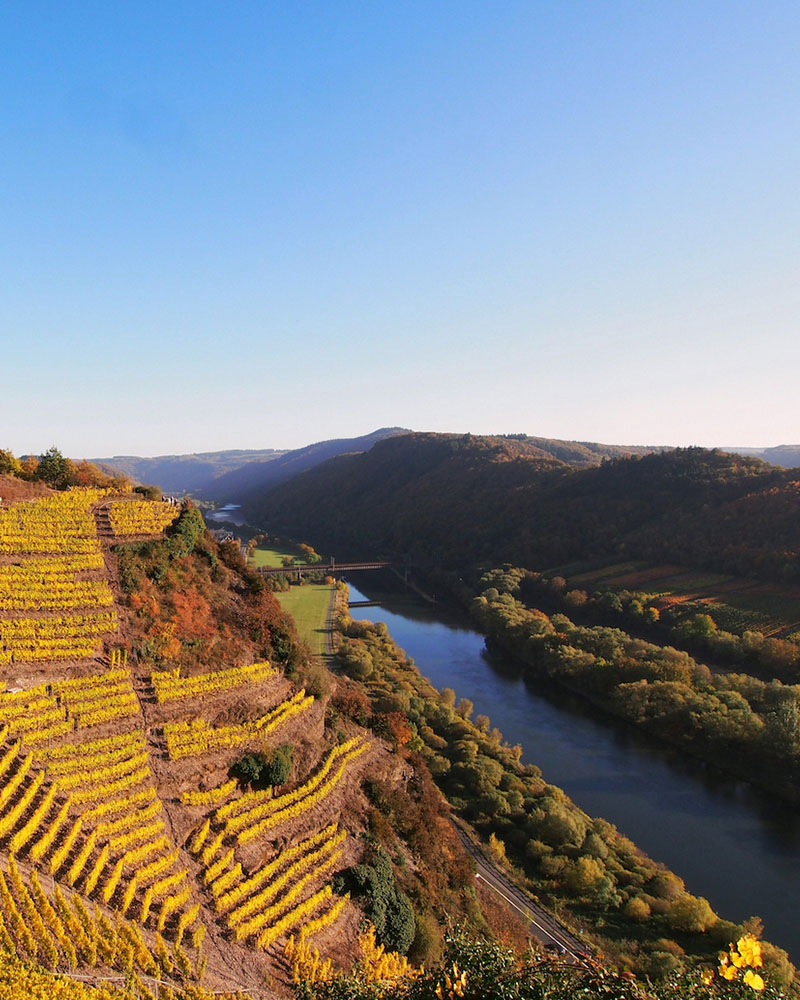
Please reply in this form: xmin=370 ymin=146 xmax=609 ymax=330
xmin=345 ymin=573 xmax=800 ymax=960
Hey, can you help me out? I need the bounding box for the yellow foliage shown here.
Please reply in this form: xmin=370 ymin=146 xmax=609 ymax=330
xmin=286 ymin=932 xmax=334 ymax=984
xmin=358 ymin=922 xmax=419 ymax=985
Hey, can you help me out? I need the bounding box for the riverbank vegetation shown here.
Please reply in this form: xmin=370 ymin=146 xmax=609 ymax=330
xmin=554 ymin=561 xmax=800 ymax=642
xmin=514 ymin=570 xmax=800 ymax=681
xmin=453 ymin=568 xmax=800 ymax=804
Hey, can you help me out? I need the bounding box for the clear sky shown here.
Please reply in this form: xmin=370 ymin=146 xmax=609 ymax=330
xmin=2 ymin=2 xmax=798 ymax=457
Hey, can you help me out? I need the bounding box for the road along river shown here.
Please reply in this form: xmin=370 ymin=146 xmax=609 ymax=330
xmin=344 ymin=574 xmax=800 ymax=961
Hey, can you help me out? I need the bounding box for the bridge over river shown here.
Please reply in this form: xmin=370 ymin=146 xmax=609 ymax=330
xmin=256 ymin=560 xmax=391 ymax=576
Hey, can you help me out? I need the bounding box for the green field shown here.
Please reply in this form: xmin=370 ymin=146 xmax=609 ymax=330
xmin=249 ymin=545 xmax=308 ymax=568
xmin=277 ymin=584 xmax=333 ymax=656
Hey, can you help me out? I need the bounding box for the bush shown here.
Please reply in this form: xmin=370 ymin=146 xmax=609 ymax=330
xmin=231 ymin=745 xmax=293 ymax=788
xmin=299 ymin=660 xmax=331 ymax=698
xmin=668 ymin=893 xmax=717 ymax=933
xmin=167 ymin=506 xmax=205 ymax=557
xmin=624 ymin=896 xmax=651 ymax=921
xmin=134 ymin=484 xmax=162 ymax=500
xmin=339 ymin=848 xmax=416 ymax=954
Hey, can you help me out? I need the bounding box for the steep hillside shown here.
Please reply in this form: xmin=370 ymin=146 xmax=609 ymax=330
xmin=0 ymin=488 xmax=492 ymax=997
xmin=208 ymin=430 xmax=669 ymax=506
xmin=90 ymin=430 xmax=667 ymax=501
xmin=247 ymin=434 xmax=798 ymax=581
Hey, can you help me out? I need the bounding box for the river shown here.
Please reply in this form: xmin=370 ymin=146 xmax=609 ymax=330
xmin=345 ymin=573 xmax=800 ymax=961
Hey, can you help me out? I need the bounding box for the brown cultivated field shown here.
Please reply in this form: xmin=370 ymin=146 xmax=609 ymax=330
xmin=566 ymin=561 xmax=800 ymax=637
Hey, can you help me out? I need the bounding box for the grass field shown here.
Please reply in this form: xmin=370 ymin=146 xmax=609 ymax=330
xmin=249 ymin=545 xmax=309 ymax=568
xmin=277 ymin=584 xmax=334 ymax=656
xmin=563 ymin=560 xmax=800 ymax=637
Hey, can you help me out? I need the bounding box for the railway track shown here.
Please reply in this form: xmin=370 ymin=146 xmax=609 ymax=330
xmin=455 ymin=825 xmax=587 ymax=961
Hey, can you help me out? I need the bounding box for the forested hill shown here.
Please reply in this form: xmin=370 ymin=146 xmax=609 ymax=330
xmin=246 ymin=433 xmax=800 ymax=581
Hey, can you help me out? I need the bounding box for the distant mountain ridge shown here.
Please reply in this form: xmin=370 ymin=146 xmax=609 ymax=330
xmin=205 ymin=427 xmax=411 ymax=503
xmin=92 ymin=431 xmax=800 ymax=513
xmin=91 ymin=449 xmax=285 ymax=494
xmin=723 ymin=445 xmax=800 ymax=469
xmin=91 ymin=428 xmax=410 ymax=497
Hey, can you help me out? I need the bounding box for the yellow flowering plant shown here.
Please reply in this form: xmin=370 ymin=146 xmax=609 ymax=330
xmin=716 ymin=935 xmax=766 ymax=992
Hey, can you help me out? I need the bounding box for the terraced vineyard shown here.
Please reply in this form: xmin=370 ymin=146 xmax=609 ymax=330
xmin=0 ymin=489 xmax=366 ymax=994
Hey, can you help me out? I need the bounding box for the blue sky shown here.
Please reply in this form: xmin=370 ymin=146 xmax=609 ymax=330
xmin=2 ymin=2 xmax=799 ymax=456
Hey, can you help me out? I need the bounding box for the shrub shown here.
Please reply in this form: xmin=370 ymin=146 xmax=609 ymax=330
xmin=668 ymin=893 xmax=717 ymax=933
xmin=231 ymin=745 xmax=293 ymax=788
xmin=624 ymin=896 xmax=651 ymax=921
xmin=231 ymin=752 xmax=267 ymax=786
xmin=134 ymin=484 xmax=162 ymax=500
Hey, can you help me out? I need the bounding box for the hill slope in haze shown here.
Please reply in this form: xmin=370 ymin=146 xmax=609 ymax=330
xmin=91 ymin=431 xmax=669 ymax=501
xmin=91 ymin=448 xmax=285 ymax=493
xmin=203 ymin=426 xmax=411 ymax=502
xmin=92 ymin=429 xmax=410 ymax=498
xmin=247 ymin=433 xmax=800 ymax=582
xmin=724 ymin=444 xmax=800 ymax=469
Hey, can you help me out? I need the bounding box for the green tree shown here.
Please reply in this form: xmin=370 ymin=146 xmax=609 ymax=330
xmin=341 ymin=848 xmax=416 ymax=954
xmin=36 ymin=446 xmax=70 ymax=488
xmin=565 ymin=856 xmax=606 ymax=894
xmin=231 ymin=752 xmax=267 ymax=786
xmin=166 ymin=506 xmax=204 ymax=557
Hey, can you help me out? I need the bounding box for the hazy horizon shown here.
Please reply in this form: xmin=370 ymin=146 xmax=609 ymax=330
xmin=4 ymin=429 xmax=799 ymax=466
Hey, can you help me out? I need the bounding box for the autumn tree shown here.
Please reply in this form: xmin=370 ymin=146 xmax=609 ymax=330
xmin=0 ymin=449 xmax=21 ymax=476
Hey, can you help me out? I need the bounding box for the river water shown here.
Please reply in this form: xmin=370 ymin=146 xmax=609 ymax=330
xmin=345 ymin=574 xmax=800 ymax=961
xmin=206 ymin=504 xmax=249 ymax=527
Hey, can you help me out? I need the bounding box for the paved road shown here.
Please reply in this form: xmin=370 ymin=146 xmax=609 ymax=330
xmin=455 ymin=826 xmax=586 ymax=961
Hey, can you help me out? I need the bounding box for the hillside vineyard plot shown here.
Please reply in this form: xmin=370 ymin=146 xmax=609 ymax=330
xmin=0 ymin=489 xmax=360 ymax=988
xmin=106 ymin=500 xmax=180 ymax=537
xmin=0 ymin=491 xmax=118 ymax=665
